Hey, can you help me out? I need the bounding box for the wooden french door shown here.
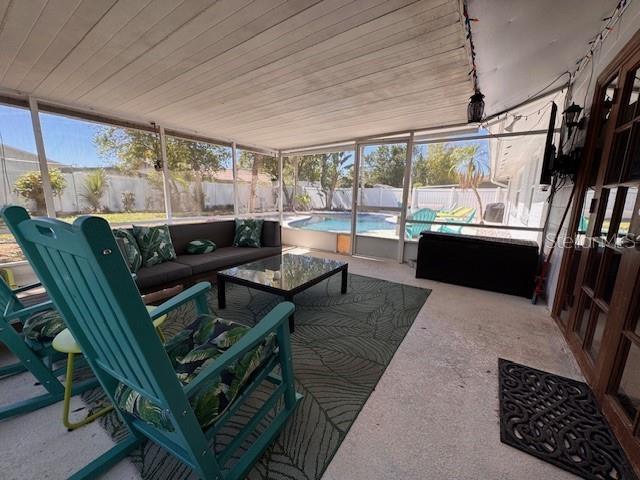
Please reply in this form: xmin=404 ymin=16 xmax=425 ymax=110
xmin=566 ymin=44 xmax=640 ymax=466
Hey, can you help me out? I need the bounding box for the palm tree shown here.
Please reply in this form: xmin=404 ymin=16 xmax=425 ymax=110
xmin=450 ymin=144 xmax=489 ymax=223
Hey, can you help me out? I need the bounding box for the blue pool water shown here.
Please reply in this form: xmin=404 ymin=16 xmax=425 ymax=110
xmin=288 ymin=213 xmax=396 ymax=233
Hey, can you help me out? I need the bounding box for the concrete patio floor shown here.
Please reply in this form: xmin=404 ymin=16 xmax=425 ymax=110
xmin=0 ymin=249 xmax=581 ymax=480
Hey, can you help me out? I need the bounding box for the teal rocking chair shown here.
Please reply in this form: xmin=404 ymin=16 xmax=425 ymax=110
xmin=2 ymin=205 xmax=302 ymax=480
xmin=0 ymin=277 xmax=98 ymax=420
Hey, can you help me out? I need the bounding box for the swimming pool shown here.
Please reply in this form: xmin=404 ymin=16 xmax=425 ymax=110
xmin=287 ymin=213 xmax=396 ymax=234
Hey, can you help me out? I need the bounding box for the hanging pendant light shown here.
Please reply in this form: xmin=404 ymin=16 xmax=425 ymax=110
xmin=467 ymin=90 xmax=485 ymax=123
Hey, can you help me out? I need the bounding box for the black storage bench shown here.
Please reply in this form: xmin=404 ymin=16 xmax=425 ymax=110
xmin=415 ymin=232 xmax=539 ymax=297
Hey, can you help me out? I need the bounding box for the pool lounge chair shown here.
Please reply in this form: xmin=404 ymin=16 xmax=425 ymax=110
xmin=438 ymin=208 xmax=476 ymax=234
xmin=406 ymin=208 xmax=437 ymax=239
xmin=2 ymin=205 xmax=302 ymax=480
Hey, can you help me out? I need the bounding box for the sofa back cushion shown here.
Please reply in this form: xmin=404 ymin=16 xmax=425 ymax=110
xmin=261 ymin=221 xmax=281 ymax=247
xmin=132 ymin=224 xmax=177 ymax=267
xmin=169 ymin=221 xmax=235 ymax=254
xmin=112 ymin=228 xmax=143 ymax=273
xmin=169 ymin=220 xmax=281 ymax=255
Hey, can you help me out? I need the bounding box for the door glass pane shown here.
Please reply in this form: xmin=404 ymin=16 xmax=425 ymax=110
xmin=606 ymin=132 xmax=629 ymax=184
xmin=584 ymin=243 xmax=604 ymax=289
xmin=603 ymin=75 xmax=618 ymax=122
xmin=617 ymin=186 xmax=638 ymax=243
xmin=576 ymin=295 xmax=593 ymax=341
xmin=599 ymin=250 xmax=621 ymax=303
xmin=626 ymin=122 xmax=640 ymax=181
xmin=616 ymin=340 xmax=640 ymax=419
xmin=588 ymin=308 xmax=608 ymax=360
xmin=577 ymin=188 xmax=595 ymax=245
xmin=620 ymin=68 xmax=640 ymax=125
xmin=558 ymin=247 xmax=583 ymax=326
xmin=598 ymin=187 xmax=619 ymax=241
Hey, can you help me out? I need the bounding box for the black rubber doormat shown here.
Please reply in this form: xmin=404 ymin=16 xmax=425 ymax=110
xmin=498 ymin=359 xmax=638 ymax=480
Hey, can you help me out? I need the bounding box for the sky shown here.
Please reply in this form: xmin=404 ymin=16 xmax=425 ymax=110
xmin=0 ymin=103 xmax=489 ymax=172
xmin=0 ymin=104 xmax=113 ymax=167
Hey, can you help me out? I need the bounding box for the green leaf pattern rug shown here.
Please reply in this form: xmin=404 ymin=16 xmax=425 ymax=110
xmin=83 ymin=273 xmax=430 ymax=479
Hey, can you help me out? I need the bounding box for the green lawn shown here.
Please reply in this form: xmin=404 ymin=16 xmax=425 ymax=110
xmin=58 ymin=211 xmax=167 ymax=225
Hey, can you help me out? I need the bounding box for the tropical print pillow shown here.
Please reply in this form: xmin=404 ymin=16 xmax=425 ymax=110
xmin=113 ymin=314 xmax=275 ymax=431
xmin=22 ymin=310 xmax=66 ymax=342
xmin=112 ymin=228 xmax=142 ymax=273
xmin=132 ymin=224 xmax=176 ymax=267
xmin=233 ymin=219 xmax=263 ymax=248
xmin=186 ymin=239 xmax=216 ymax=254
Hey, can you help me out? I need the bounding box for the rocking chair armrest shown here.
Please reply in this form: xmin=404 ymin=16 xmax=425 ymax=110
xmin=4 ymin=300 xmax=55 ymax=320
xmin=184 ymin=301 xmax=294 ymax=397
xmin=12 ymin=281 xmax=42 ymax=294
xmin=149 ymin=282 xmax=211 ymax=320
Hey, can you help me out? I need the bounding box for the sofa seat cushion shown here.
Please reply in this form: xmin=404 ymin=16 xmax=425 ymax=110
xmin=22 ymin=309 xmax=66 ymax=342
xmin=135 ymin=261 xmax=192 ymax=290
xmin=174 ymin=246 xmax=282 ymax=275
xmin=113 ymin=314 xmax=274 ymax=432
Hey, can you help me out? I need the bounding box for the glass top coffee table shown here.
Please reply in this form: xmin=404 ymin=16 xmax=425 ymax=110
xmin=217 ymin=254 xmax=348 ymax=333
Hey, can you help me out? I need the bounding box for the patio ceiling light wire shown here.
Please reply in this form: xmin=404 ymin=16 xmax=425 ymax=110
xmin=495 ymin=89 xmax=565 ymax=127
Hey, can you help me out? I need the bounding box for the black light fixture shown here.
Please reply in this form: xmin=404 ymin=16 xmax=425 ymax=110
xmin=563 ymin=103 xmax=584 ymax=133
xmin=467 ymin=90 xmax=485 ymax=123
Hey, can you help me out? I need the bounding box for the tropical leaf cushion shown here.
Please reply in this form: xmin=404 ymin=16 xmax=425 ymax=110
xmin=112 ymin=228 xmax=142 ymax=273
xmin=233 ymin=219 xmax=263 ymax=248
xmin=22 ymin=309 xmax=66 ymax=342
xmin=132 ymin=224 xmax=176 ymax=267
xmin=113 ymin=314 xmax=275 ymax=432
xmin=186 ymin=239 xmax=216 ymax=254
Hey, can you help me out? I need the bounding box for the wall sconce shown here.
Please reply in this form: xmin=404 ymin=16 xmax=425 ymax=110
xmin=467 ymin=91 xmax=485 ymax=123
xmin=563 ymin=103 xmax=585 ymax=134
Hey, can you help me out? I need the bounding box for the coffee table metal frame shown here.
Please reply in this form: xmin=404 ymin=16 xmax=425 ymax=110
xmin=216 ymin=257 xmax=348 ymax=333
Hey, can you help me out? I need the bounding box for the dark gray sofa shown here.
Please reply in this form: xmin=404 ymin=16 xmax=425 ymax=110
xmin=134 ymin=220 xmax=281 ymax=294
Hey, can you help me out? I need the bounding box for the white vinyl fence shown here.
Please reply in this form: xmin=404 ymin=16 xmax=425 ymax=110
xmin=284 ymin=184 xmax=507 ymax=213
xmin=4 ymin=170 xmax=277 ymax=214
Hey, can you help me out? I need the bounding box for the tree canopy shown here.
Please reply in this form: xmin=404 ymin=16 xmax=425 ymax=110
xmin=94 ymin=127 xmax=230 ymax=178
xmin=412 ymin=143 xmax=459 ymax=186
xmin=362 ymin=144 xmax=406 ymax=187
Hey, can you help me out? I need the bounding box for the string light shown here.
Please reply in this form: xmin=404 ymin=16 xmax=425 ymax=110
xmin=573 ymin=0 xmax=628 ymax=77
xmin=462 ymin=0 xmax=480 ymax=93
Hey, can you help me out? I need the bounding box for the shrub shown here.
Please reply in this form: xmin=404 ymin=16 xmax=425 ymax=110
xmin=121 ymin=191 xmax=135 ymax=212
xmin=295 ymin=193 xmax=311 ymax=210
xmin=14 ymin=168 xmax=66 ymax=214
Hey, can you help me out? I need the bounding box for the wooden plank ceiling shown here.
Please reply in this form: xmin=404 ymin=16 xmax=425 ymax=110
xmin=0 ymin=0 xmax=474 ymax=150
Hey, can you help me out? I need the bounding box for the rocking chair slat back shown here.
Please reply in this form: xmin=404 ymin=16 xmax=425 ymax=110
xmin=3 ymin=206 xmax=174 ymax=402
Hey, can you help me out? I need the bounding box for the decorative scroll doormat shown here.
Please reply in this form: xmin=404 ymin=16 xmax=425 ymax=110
xmin=498 ymin=359 xmax=637 ymax=480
